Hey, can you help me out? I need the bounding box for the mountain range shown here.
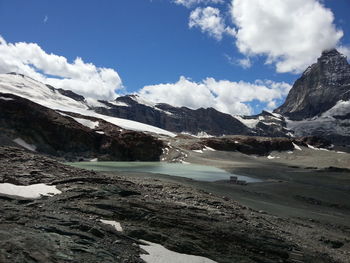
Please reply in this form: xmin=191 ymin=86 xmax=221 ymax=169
xmin=0 ymin=49 xmax=349 ymax=159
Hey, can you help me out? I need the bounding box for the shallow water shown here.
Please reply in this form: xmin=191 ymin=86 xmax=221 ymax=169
xmin=68 ymin=162 xmax=262 ymax=183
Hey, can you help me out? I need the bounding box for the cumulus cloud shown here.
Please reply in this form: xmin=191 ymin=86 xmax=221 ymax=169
xmin=231 ymin=0 xmax=344 ymax=73
xmin=0 ymin=36 xmax=122 ymax=100
xmin=189 ymin=7 xmax=236 ymax=40
xmin=139 ymin=76 xmax=291 ymax=115
xmin=174 ymin=0 xmax=224 ymax=8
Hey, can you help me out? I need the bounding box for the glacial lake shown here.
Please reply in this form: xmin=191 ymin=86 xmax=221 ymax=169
xmin=68 ymin=162 xmax=262 ymax=183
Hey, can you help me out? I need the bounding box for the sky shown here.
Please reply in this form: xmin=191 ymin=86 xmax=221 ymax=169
xmin=0 ymin=0 xmax=349 ymax=115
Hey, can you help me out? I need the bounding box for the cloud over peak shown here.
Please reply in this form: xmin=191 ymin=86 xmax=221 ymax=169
xmin=0 ymin=36 xmax=122 ymax=100
xmin=173 ymin=0 xmax=347 ymax=74
xmin=231 ymin=0 xmax=344 ymax=73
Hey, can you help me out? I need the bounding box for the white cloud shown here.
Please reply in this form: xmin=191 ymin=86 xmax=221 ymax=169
xmin=139 ymin=76 xmax=291 ymax=115
xmin=0 ymin=35 xmax=122 ymax=100
xmin=43 ymin=15 xmax=48 ymax=24
xmin=237 ymin=57 xmax=251 ymax=69
xmin=230 ymin=0 xmax=344 ymax=73
xmin=174 ymin=0 xmax=224 ymax=8
xmin=189 ymin=7 xmax=235 ymax=40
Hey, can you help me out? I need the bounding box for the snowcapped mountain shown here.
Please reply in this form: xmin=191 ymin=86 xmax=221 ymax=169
xmin=1 ymin=48 xmax=350 ymax=154
xmin=274 ymin=49 xmax=350 ymax=146
xmin=0 ymin=73 xmax=175 ymax=137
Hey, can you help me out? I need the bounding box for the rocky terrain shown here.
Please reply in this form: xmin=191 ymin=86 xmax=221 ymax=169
xmin=1 ymin=146 xmax=350 ymax=263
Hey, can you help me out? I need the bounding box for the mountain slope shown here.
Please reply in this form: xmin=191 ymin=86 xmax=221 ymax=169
xmin=274 ymin=49 xmax=350 ymax=146
xmin=0 ymin=73 xmax=175 ymax=137
xmin=95 ymin=95 xmax=251 ymax=136
xmin=275 ymin=49 xmax=350 ymax=120
xmin=0 ymin=92 xmax=164 ymax=160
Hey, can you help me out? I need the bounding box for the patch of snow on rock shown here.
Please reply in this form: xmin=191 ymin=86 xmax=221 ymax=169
xmin=140 ymin=240 xmax=217 ymax=263
xmin=0 ymin=96 xmax=14 ymax=101
xmin=13 ymin=138 xmax=37 ymax=152
xmin=108 ymin=100 xmax=129 ymax=107
xmin=204 ymin=146 xmax=216 ymax=151
xmin=234 ymin=116 xmax=259 ymax=128
xmin=100 ymin=219 xmax=123 ymax=232
xmin=292 ymin=143 xmax=302 ymax=151
xmin=193 ymin=150 xmax=203 ymax=154
xmin=0 ymin=183 xmax=61 ymax=199
xmin=71 ymin=117 xmax=99 ymax=129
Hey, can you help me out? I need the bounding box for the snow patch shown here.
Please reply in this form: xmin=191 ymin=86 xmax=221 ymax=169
xmin=72 ymin=117 xmax=99 ymax=129
xmin=0 ymin=96 xmax=14 ymax=101
xmin=0 ymin=183 xmax=61 ymax=199
xmin=234 ymin=116 xmax=259 ymax=128
xmin=140 ymin=240 xmax=217 ymax=263
xmin=193 ymin=150 xmax=203 ymax=154
xmin=108 ymin=100 xmax=129 ymax=107
xmin=204 ymin=146 xmax=216 ymax=151
xmin=100 ymin=219 xmax=123 ymax=232
xmin=307 ymin=144 xmax=329 ymax=151
xmin=95 ymin=131 xmax=105 ymax=135
xmin=13 ymin=138 xmax=37 ymax=152
xmin=292 ymin=143 xmax=302 ymax=151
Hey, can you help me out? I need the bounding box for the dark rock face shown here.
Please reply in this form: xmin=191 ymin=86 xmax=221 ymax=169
xmin=0 ymin=93 xmax=163 ymax=161
xmin=95 ymin=95 xmax=251 ymax=136
xmin=203 ymin=136 xmax=295 ymax=155
xmin=275 ymin=49 xmax=350 ymax=120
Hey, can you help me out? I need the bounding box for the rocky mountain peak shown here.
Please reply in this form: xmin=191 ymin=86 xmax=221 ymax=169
xmin=275 ymin=49 xmax=350 ymax=120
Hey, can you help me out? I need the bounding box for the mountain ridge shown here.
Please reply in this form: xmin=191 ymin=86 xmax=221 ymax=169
xmin=1 ymin=48 xmax=350 ymax=149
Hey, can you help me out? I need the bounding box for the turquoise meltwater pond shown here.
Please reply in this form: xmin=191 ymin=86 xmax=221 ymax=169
xmin=67 ymin=162 xmax=262 ymax=183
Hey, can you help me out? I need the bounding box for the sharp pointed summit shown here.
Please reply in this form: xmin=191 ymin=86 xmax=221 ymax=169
xmin=275 ymin=49 xmax=350 ymax=120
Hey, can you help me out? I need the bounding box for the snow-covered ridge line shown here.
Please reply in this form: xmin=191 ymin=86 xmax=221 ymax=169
xmin=0 ymin=74 xmax=176 ymax=137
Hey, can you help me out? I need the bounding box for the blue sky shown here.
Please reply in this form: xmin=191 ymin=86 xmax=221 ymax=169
xmin=0 ymin=0 xmax=349 ymax=115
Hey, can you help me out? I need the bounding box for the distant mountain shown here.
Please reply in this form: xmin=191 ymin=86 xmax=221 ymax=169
xmin=275 ymin=49 xmax=350 ymax=120
xmin=1 ymin=48 xmax=350 ymax=153
xmin=94 ymin=94 xmax=251 ymax=137
xmin=275 ymin=49 xmax=350 ymax=146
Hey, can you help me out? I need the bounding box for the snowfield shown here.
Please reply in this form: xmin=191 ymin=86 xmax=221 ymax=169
xmin=0 ymin=74 xmax=176 ymax=137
